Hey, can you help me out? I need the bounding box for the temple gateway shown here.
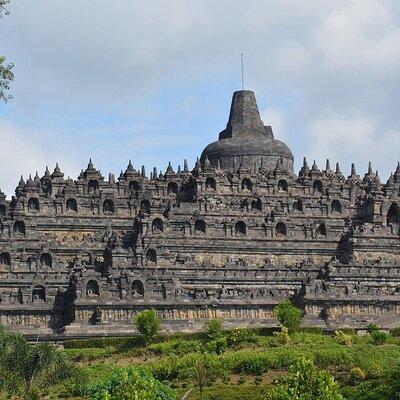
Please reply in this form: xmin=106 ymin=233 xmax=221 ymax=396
xmin=0 ymin=90 xmax=399 ymax=337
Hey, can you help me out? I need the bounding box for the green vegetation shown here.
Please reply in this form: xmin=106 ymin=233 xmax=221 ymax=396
xmin=0 ymin=0 xmax=14 ymax=102
xmin=86 ymin=367 xmax=176 ymax=400
xmin=4 ymin=304 xmax=400 ymax=398
xmin=134 ymin=309 xmax=161 ymax=345
xmin=0 ymin=326 xmax=83 ymax=399
xmin=273 ymin=301 xmax=302 ymax=333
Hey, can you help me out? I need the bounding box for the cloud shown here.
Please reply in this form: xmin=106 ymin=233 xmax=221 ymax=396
xmin=0 ymin=119 xmax=79 ymax=197
xmin=0 ymin=0 xmax=399 ymax=191
xmin=307 ymin=113 xmax=399 ymax=177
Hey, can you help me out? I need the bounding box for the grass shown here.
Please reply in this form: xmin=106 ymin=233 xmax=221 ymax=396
xmin=49 ymin=329 xmax=400 ymax=399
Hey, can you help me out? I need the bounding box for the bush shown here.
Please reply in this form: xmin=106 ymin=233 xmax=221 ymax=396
xmin=206 ymin=337 xmax=228 ymax=355
xmin=86 ymin=366 xmax=176 ymax=400
xmin=265 ymin=358 xmax=343 ymax=400
xmin=370 ymin=330 xmax=388 ymax=345
xmin=134 ymin=309 xmax=160 ymax=345
xmin=390 ymin=327 xmax=400 ymax=337
xmin=226 ymin=328 xmax=258 ymax=346
xmin=149 ymin=339 xmax=202 ymax=356
xmin=350 ymin=367 xmax=366 ymax=383
xmin=274 ymin=301 xmax=302 ymax=333
xmin=273 ymin=326 xmax=291 ymax=346
xmin=367 ymin=324 xmax=380 ymax=334
xmin=335 ymin=330 xmax=353 ymax=346
xmin=205 ymin=319 xmax=224 ymax=341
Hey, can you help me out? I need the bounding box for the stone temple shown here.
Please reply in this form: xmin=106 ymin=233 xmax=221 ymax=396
xmin=0 ymin=90 xmax=399 ymax=337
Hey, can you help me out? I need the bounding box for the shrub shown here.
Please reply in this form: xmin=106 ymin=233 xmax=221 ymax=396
xmin=85 ymin=366 xmax=176 ymax=400
xmin=265 ymin=358 xmax=343 ymax=400
xmin=206 ymin=337 xmax=228 ymax=355
xmin=205 ymin=319 xmax=224 ymax=341
xmin=226 ymin=328 xmax=258 ymax=346
xmin=134 ymin=309 xmax=160 ymax=345
xmin=390 ymin=327 xmax=400 ymax=337
xmin=367 ymin=324 xmax=380 ymax=334
xmin=274 ymin=301 xmax=302 ymax=333
xmin=149 ymin=339 xmax=201 ymax=356
xmin=370 ymin=330 xmax=388 ymax=345
xmin=335 ymin=330 xmax=353 ymax=346
xmin=350 ymin=367 xmax=366 ymax=383
xmin=273 ymin=326 xmax=291 ymax=346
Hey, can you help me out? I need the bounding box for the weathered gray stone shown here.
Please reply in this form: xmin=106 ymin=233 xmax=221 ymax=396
xmin=0 ymin=89 xmax=399 ymax=337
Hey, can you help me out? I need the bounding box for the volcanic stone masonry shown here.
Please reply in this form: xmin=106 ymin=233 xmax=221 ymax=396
xmin=0 ymin=90 xmax=399 ymax=337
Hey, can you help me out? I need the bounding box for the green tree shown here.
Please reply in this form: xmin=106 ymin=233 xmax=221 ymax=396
xmin=189 ymin=354 xmax=218 ymax=400
xmin=204 ymin=319 xmax=223 ymax=341
xmin=134 ymin=309 xmax=160 ymax=345
xmin=265 ymin=358 xmax=343 ymax=400
xmin=0 ymin=0 xmax=14 ymax=103
xmin=0 ymin=326 xmax=81 ymax=398
xmin=274 ymin=300 xmax=302 ymax=333
xmin=86 ymin=366 xmax=176 ymax=400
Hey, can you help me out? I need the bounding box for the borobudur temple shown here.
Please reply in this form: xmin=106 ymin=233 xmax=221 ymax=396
xmin=0 ymin=90 xmax=399 ymax=337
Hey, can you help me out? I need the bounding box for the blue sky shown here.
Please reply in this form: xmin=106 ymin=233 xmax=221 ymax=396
xmin=0 ymin=0 xmax=399 ymax=197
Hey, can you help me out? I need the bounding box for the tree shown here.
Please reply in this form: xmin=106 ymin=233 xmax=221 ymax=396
xmin=274 ymin=300 xmax=302 ymax=333
xmin=0 ymin=326 xmax=81 ymax=398
xmin=265 ymin=358 xmax=343 ymax=400
xmin=86 ymin=366 xmax=176 ymax=400
xmin=134 ymin=309 xmax=160 ymax=345
xmin=0 ymin=0 xmax=14 ymax=103
xmin=204 ymin=318 xmax=223 ymax=341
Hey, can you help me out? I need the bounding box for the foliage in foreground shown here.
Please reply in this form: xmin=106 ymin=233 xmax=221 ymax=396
xmin=86 ymin=366 xmax=176 ymax=400
xmin=0 ymin=326 xmax=83 ymax=399
xmin=265 ymin=357 xmax=343 ymax=400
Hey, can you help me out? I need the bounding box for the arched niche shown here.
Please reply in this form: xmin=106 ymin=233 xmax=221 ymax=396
xmin=152 ymin=218 xmax=164 ymax=233
xmin=88 ymin=179 xmax=99 ymax=192
xmin=205 ymin=177 xmax=216 ymax=191
xmin=387 ymin=203 xmax=400 ymax=235
xmin=13 ymin=221 xmax=25 ymax=236
xmin=103 ymin=199 xmax=115 ymax=214
xmin=146 ymin=249 xmax=157 ymax=264
xmin=241 ymin=178 xmax=253 ymax=191
xmin=278 ymin=179 xmax=288 ymax=192
xmin=276 ymin=222 xmax=287 ymax=237
xmin=40 ymin=253 xmax=52 ymax=268
xmin=387 ymin=203 xmax=400 ymax=224
xmin=293 ymin=199 xmax=303 ymax=212
xmin=251 ymin=198 xmax=262 ymax=211
xmin=86 ymin=280 xmax=100 ymax=297
xmin=235 ymin=221 xmax=246 ymax=235
xmin=331 ymin=200 xmax=342 ymax=213
xmin=132 ymin=280 xmax=144 ymax=298
xmin=66 ymin=198 xmax=78 ymax=212
xmin=0 ymin=252 xmax=10 ymax=267
xmin=316 ymin=223 xmax=327 ymax=237
xmin=32 ymin=285 xmax=46 ymax=303
xmin=28 ymin=197 xmax=39 ymax=212
xmin=167 ymin=182 xmax=178 ymax=195
xmin=313 ymin=180 xmax=323 ymax=194
xmin=140 ymin=199 xmax=150 ymax=214
xmin=129 ymin=180 xmax=141 ymax=191
xmin=195 ymin=219 xmax=206 ymax=234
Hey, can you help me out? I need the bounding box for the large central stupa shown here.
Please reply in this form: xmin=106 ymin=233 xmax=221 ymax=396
xmin=201 ymin=90 xmax=294 ymax=171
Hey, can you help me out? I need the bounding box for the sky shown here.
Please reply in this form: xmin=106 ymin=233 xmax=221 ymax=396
xmin=0 ymin=0 xmax=399 ymax=197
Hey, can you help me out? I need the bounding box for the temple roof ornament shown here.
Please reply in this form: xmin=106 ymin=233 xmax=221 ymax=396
xmin=201 ymin=90 xmax=294 ymax=172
